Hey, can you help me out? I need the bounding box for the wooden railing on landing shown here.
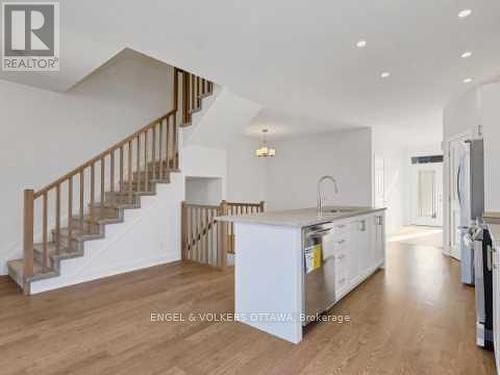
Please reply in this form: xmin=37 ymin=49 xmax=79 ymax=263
xmin=181 ymin=200 xmax=264 ymax=268
xmin=22 ymin=68 xmax=213 ymax=292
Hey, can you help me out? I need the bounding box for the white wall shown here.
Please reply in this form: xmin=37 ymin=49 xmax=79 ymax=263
xmin=183 ymin=88 xmax=262 ymax=148
xmin=180 ymin=145 xmax=227 ymax=198
xmin=226 ymin=137 xmax=266 ymax=204
xmin=225 ymin=129 xmax=373 ymax=211
xmin=185 ymin=177 xmax=222 ymax=205
xmin=482 ymin=82 xmax=500 ymax=212
xmin=0 ymin=51 xmax=174 ymax=275
xmin=443 ymin=89 xmax=482 ymax=140
xmin=263 ymin=129 xmax=373 ymax=210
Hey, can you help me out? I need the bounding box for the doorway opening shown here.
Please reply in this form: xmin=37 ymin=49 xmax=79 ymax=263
xmin=410 ymin=155 xmax=443 ymax=227
xmin=185 ymin=176 xmax=222 ymax=205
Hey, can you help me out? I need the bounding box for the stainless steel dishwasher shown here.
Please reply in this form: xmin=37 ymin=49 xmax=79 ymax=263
xmin=303 ymin=222 xmax=336 ymax=323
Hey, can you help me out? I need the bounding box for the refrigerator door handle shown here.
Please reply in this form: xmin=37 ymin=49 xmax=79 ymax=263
xmin=456 ymin=162 xmax=463 ymax=208
xmin=487 ymin=245 xmax=494 ymax=271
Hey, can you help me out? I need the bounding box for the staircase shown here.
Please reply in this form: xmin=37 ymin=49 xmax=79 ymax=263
xmin=8 ymin=68 xmax=214 ymax=294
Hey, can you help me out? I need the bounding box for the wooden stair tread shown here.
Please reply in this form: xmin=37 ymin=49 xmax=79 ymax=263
xmin=55 ymin=226 xmax=101 ymax=238
xmin=72 ymin=211 xmax=121 ymax=223
xmin=33 ymin=242 xmax=82 ymax=260
xmin=8 ymin=259 xmax=58 ymax=283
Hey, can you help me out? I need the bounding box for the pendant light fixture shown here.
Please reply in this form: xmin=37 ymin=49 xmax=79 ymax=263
xmin=255 ymin=129 xmax=276 ymax=157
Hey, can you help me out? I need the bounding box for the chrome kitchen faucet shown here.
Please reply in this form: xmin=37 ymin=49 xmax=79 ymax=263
xmin=317 ymin=175 xmax=339 ymax=216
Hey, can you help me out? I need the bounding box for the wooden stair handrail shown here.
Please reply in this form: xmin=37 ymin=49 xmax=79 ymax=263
xmin=33 ymin=110 xmax=176 ymax=198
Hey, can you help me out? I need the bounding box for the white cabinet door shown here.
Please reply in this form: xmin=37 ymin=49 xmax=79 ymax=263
xmin=352 ymin=215 xmax=372 ymax=282
xmin=334 ymin=213 xmax=385 ymax=301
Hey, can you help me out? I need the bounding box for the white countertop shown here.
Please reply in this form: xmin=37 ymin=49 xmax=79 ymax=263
xmin=216 ymin=206 xmax=386 ymax=228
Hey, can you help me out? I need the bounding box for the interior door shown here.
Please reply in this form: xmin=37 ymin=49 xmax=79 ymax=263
xmin=410 ymin=162 xmax=443 ymax=227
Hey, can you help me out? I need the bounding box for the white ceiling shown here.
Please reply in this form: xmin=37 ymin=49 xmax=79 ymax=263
xmin=2 ymin=0 xmax=500 ymax=141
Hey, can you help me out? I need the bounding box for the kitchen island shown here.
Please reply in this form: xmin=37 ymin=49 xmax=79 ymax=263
xmin=217 ymin=206 xmax=386 ymax=344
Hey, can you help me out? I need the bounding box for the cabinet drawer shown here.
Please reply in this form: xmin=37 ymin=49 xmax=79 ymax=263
xmin=331 ymin=221 xmax=349 ymax=235
xmin=332 ymin=236 xmax=350 ymax=253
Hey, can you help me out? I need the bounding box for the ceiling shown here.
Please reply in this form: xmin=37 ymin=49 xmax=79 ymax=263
xmin=2 ymin=0 xmax=500 ymax=142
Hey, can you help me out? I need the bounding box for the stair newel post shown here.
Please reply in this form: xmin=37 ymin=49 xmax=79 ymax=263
xmin=23 ymin=189 xmax=35 ymax=293
xmin=219 ymin=200 xmax=229 ymax=270
xmin=181 ymin=201 xmax=188 ymax=261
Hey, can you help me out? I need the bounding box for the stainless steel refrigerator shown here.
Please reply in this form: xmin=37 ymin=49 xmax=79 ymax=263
xmin=456 ymin=139 xmax=484 ymax=285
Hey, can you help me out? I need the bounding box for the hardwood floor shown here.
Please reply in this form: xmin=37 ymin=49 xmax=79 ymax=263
xmin=0 ymin=241 xmax=495 ymax=374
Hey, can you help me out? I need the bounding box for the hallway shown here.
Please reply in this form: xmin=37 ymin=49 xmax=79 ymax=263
xmin=389 ymin=225 xmax=444 ymax=248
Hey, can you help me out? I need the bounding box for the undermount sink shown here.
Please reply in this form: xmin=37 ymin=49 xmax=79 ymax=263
xmin=325 ymin=208 xmax=357 ymax=214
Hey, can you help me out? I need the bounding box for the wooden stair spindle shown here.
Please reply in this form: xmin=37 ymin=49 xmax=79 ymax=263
xmin=100 ymin=158 xmax=105 ymax=208
xmin=158 ymin=120 xmax=163 ymax=180
xmin=152 ymin=123 xmax=157 ymax=180
xmin=119 ymin=146 xmax=124 ymax=193
xmin=68 ymin=177 xmax=73 ymax=241
xmin=144 ymin=131 xmax=149 ymax=192
xmin=181 ymin=201 xmax=187 ymax=261
xmin=136 ymin=135 xmax=141 ymax=193
xmin=90 ymin=164 xmax=95 ymax=220
xmin=110 ymin=151 xmax=115 ymax=197
xmin=128 ymin=140 xmax=133 ymax=201
xmin=79 ymin=170 xmax=84 ymax=230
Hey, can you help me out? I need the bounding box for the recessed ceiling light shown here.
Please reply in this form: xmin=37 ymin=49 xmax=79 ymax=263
xmin=461 ymin=51 xmax=472 ymax=58
xmin=380 ymin=72 xmax=391 ymax=78
xmin=458 ymin=9 xmax=472 ymax=18
xmin=463 ymin=77 xmax=473 ymax=83
xmin=356 ymin=40 xmax=367 ymax=48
